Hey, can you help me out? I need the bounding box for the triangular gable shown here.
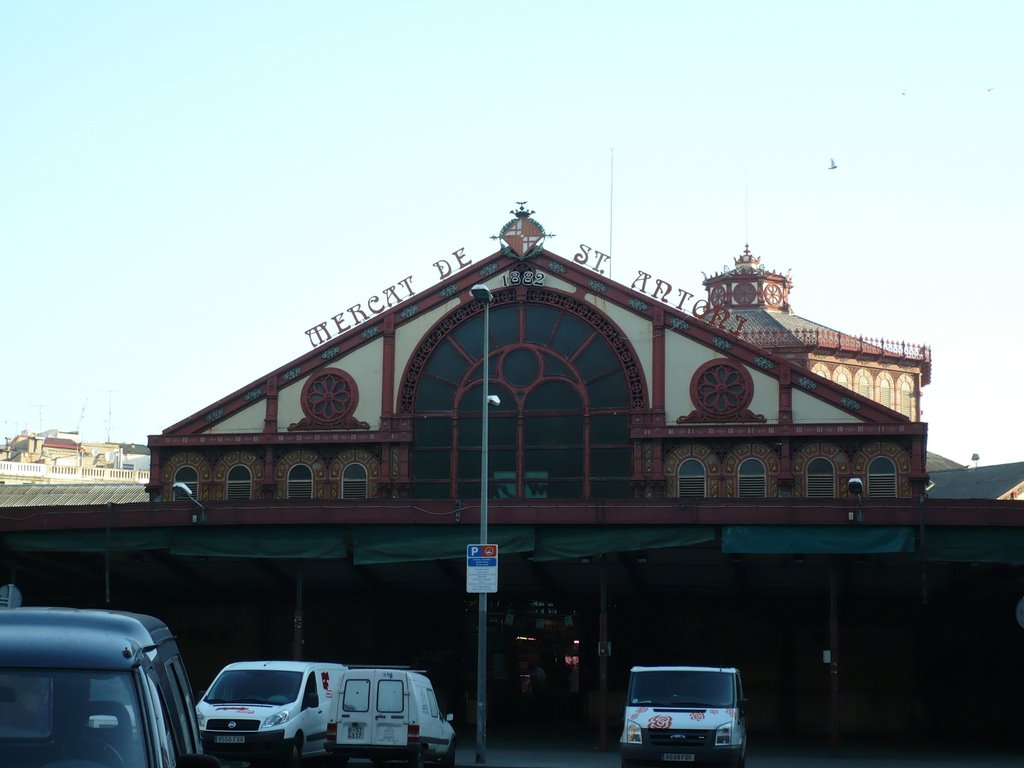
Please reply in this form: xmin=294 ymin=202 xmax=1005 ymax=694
xmin=157 ymin=223 xmax=910 ymax=439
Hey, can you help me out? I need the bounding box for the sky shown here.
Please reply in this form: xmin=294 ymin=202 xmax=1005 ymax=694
xmin=1 ymin=1 xmax=1020 ymax=467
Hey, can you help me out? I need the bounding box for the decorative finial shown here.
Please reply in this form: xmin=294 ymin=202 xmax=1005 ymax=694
xmin=511 ymin=202 xmax=535 ymax=218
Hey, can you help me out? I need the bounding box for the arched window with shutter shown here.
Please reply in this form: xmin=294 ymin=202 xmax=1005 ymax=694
xmin=342 ymin=463 xmax=369 ymax=499
xmin=738 ymin=458 xmax=766 ymax=498
xmin=678 ymin=459 xmax=706 ymax=498
xmin=226 ymin=465 xmax=252 ymax=501
xmin=868 ymin=457 xmax=897 ymax=497
xmin=173 ymin=467 xmax=198 ymax=499
xmin=287 ymin=464 xmax=314 ymax=499
xmin=806 ymin=458 xmax=836 ymax=498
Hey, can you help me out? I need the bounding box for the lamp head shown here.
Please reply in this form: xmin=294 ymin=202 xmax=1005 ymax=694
xmin=470 ymin=284 xmax=493 ymax=303
xmin=172 ymin=481 xmax=194 ymax=498
xmin=847 ymin=477 xmax=863 ymax=496
xmin=486 ymin=394 xmax=501 ymax=406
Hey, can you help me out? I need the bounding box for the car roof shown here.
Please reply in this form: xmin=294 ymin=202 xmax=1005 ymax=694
xmin=0 ymin=607 xmax=174 ymax=670
xmin=630 ymin=666 xmax=740 ymax=674
xmin=218 ymin=660 xmax=346 ymax=672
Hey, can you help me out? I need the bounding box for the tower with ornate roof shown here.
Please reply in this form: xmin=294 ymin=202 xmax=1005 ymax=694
xmin=703 ymin=244 xmax=931 ymax=420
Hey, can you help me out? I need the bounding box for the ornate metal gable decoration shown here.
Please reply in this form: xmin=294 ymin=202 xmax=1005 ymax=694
xmin=289 ymin=368 xmax=370 ymax=431
xmin=494 ymin=202 xmax=547 ymax=260
xmin=677 ymin=360 xmax=766 ymax=424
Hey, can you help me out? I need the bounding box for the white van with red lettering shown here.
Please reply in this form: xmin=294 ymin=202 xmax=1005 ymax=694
xmin=325 ymin=667 xmax=456 ymax=767
xmin=196 ymin=660 xmax=347 ymax=766
xmin=620 ymin=665 xmax=747 ymax=768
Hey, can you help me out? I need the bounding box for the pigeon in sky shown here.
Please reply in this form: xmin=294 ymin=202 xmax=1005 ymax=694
xmin=829 ymin=158 xmax=838 ymax=170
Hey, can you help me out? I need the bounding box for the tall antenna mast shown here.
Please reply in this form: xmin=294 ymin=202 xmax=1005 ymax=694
xmin=30 ymin=404 xmax=46 ymax=433
xmin=744 ymin=169 xmax=749 ymax=244
xmin=106 ymin=390 xmax=114 ymax=443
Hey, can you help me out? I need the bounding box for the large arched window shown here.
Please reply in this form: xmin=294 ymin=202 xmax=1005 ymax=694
xmin=868 ymin=457 xmax=897 ymax=497
xmin=173 ymin=466 xmax=198 ymax=499
xmin=287 ymin=464 xmax=313 ymax=499
xmin=806 ymin=458 xmax=836 ymax=498
xmin=409 ymin=293 xmax=638 ymax=500
xmin=737 ymin=458 xmax=766 ymax=498
xmin=226 ymin=465 xmax=252 ymax=501
xmin=342 ymin=463 xmax=368 ymax=499
xmin=678 ymin=459 xmax=706 ymax=498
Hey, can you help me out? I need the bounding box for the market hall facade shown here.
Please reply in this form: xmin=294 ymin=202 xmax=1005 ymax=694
xmin=3 ymin=208 xmax=1022 ymax=747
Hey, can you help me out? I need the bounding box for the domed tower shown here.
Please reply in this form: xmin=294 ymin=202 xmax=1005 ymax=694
xmin=703 ymin=244 xmax=931 ymax=420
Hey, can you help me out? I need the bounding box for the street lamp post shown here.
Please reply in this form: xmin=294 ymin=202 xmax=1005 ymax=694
xmin=470 ymin=283 xmax=493 ymax=764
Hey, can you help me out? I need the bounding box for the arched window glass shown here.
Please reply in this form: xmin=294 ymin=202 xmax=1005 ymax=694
xmin=899 ymin=380 xmax=913 ymax=418
xmin=287 ymin=464 xmax=313 ymax=499
xmin=878 ymin=376 xmax=892 ymax=409
xmin=678 ymin=459 xmax=706 ymax=498
xmin=812 ymin=363 xmax=830 ymax=379
xmin=173 ymin=467 xmax=198 ymax=500
xmin=342 ymin=463 xmax=368 ymax=499
xmin=836 ymin=370 xmax=850 ymax=388
xmin=857 ymin=373 xmax=872 ymax=398
xmin=806 ymin=458 xmax=835 ymax=498
xmin=868 ymin=457 xmax=897 ymax=497
xmin=738 ymin=458 xmax=766 ymax=498
xmin=226 ymin=465 xmax=252 ymax=501
xmin=411 ymin=296 xmax=634 ymax=500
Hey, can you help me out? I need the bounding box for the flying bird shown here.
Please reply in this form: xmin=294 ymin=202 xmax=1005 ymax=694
xmin=828 ymin=158 xmax=838 ymax=170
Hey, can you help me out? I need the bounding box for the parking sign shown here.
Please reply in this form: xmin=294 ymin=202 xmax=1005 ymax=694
xmin=466 ymin=544 xmax=498 ymax=593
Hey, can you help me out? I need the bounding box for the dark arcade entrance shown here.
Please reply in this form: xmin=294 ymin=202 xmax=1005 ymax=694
xmin=8 ymin=542 xmax=1021 ymax=751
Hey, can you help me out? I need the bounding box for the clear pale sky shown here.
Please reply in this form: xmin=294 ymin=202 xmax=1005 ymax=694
xmin=2 ymin=2 xmax=1020 ymax=467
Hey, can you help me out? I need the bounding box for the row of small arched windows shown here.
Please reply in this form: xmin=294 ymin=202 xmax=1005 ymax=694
xmin=171 ymin=463 xmax=371 ymax=501
xmin=678 ymin=456 xmax=898 ymax=498
xmin=811 ymin=363 xmax=916 ymax=419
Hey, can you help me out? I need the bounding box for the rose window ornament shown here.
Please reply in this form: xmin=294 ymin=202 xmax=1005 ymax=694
xmin=289 ymin=369 xmax=370 ymax=431
xmin=677 ymin=360 xmax=765 ymax=424
xmin=763 ymin=282 xmax=784 ymax=306
xmin=732 ymin=282 xmax=757 ymax=306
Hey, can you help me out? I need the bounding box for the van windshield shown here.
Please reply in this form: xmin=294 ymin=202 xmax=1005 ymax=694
xmin=0 ymin=668 xmax=148 ymax=767
xmin=628 ymin=670 xmax=735 ymax=708
xmin=204 ymin=670 xmax=302 ymax=706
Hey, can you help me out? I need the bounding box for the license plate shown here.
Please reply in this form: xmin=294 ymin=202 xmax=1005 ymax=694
xmin=662 ymin=754 xmax=694 ymax=762
xmin=215 ymin=735 xmax=246 ymax=744
xmin=347 ymin=725 xmax=365 ymax=739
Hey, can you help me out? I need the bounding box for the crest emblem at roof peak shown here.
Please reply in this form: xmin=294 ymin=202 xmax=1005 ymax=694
xmin=493 ymin=202 xmax=547 ymax=260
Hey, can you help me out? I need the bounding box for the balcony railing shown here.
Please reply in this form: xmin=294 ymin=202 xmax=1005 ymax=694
xmin=0 ymin=461 xmax=149 ymax=485
xmin=740 ymin=329 xmax=931 ymax=362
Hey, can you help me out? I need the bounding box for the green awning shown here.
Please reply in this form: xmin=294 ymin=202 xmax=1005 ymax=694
xmin=2 ymin=529 xmax=173 ymax=552
xmin=1 ymin=526 xmax=350 ymax=559
xmin=722 ymin=525 xmax=916 ymax=554
xmin=353 ymin=525 xmax=535 ymax=565
xmin=532 ymin=525 xmax=715 ymax=561
xmin=920 ymin=527 xmax=1024 ymax=564
xmin=170 ymin=526 xmax=350 ymax=559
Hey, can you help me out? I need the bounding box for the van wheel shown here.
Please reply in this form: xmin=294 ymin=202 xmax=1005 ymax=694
xmin=441 ymin=737 xmax=456 ymax=768
xmin=284 ymin=739 xmax=302 ymax=767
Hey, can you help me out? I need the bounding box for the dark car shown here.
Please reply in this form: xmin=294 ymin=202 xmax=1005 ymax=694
xmin=0 ymin=606 xmax=219 ymax=768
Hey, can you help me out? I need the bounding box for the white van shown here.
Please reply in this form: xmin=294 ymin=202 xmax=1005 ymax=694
xmin=325 ymin=666 xmax=456 ymax=767
xmin=196 ymin=660 xmax=347 ymax=766
xmin=620 ymin=665 xmax=747 ymax=768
